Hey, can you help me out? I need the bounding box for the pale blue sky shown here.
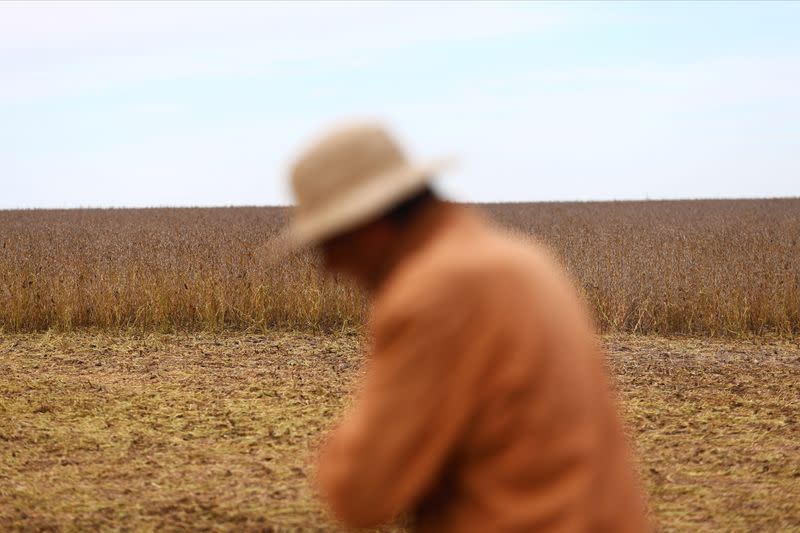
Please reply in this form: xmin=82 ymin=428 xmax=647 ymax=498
xmin=2 ymin=1 xmax=798 ymax=208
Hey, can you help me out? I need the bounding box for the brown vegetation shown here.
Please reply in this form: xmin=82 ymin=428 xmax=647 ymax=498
xmin=1 ymin=198 xmax=798 ymax=335
xmin=2 ymin=332 xmax=798 ymax=531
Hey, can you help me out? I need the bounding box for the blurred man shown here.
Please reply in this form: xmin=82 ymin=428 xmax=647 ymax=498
xmin=280 ymin=122 xmax=650 ymax=532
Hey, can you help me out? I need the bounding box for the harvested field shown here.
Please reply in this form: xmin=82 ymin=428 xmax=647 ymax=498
xmin=1 ymin=333 xmax=798 ymax=532
xmin=2 ymin=198 xmax=798 ymax=336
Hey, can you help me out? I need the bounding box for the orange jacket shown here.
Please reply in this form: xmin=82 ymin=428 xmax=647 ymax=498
xmin=316 ymin=203 xmax=650 ymax=532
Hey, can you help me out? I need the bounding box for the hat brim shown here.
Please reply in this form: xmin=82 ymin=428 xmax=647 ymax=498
xmin=264 ymin=158 xmax=452 ymax=263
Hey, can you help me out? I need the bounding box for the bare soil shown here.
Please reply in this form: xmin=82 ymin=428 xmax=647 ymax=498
xmin=1 ymin=333 xmax=798 ymax=532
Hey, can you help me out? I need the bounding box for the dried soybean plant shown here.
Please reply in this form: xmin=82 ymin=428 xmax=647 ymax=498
xmin=1 ymin=199 xmax=797 ymax=336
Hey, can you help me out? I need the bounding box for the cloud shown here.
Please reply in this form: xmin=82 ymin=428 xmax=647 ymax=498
xmin=1 ymin=1 xmax=567 ymax=102
xmin=0 ymin=2 xmax=565 ymax=51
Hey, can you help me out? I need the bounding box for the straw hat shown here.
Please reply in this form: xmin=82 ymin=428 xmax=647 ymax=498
xmin=281 ymin=121 xmax=450 ymax=250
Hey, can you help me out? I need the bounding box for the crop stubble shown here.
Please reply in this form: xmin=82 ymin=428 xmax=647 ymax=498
xmin=1 ymin=333 xmax=798 ymax=531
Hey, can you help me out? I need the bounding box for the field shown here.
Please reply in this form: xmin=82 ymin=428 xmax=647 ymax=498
xmin=1 ymin=332 xmax=798 ymax=532
xmin=2 ymin=199 xmax=799 ymax=336
xmin=1 ymin=199 xmax=799 ymax=531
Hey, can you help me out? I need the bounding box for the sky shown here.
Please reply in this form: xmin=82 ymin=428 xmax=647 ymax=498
xmin=1 ymin=1 xmax=798 ymax=209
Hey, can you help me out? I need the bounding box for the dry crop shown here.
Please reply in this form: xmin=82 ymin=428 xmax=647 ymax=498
xmin=1 ymin=198 xmax=798 ymax=335
xmin=0 ymin=207 xmax=362 ymax=333
xmin=485 ymin=198 xmax=800 ymax=335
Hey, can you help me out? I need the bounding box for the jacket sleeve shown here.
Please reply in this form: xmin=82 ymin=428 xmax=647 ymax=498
xmin=315 ymin=279 xmax=493 ymax=528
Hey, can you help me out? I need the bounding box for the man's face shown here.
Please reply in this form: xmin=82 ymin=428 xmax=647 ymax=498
xmin=319 ymin=219 xmax=395 ymax=289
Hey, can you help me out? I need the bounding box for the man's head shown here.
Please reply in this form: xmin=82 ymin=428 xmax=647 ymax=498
xmin=319 ymin=187 xmax=436 ymax=290
xmin=281 ymin=122 xmax=450 ymax=288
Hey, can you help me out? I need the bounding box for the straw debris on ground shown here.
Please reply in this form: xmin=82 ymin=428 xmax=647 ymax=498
xmin=1 ymin=332 xmax=798 ymax=532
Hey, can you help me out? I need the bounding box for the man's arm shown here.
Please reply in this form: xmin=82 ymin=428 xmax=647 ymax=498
xmin=315 ymin=280 xmax=493 ymax=528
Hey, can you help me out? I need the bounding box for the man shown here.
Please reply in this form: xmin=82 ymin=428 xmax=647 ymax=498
xmin=280 ymin=122 xmax=650 ymax=532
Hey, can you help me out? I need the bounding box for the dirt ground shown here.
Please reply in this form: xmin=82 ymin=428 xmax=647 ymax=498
xmin=1 ymin=332 xmax=798 ymax=532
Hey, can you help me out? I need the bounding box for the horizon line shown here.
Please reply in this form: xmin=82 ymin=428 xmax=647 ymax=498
xmin=2 ymin=195 xmax=799 ymax=212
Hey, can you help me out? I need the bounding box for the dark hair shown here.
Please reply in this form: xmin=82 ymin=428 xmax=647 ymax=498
xmin=384 ymin=185 xmax=436 ymax=226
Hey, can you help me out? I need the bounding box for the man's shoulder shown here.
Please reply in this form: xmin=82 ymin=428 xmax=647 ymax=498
xmin=373 ymin=219 xmax=541 ymax=325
